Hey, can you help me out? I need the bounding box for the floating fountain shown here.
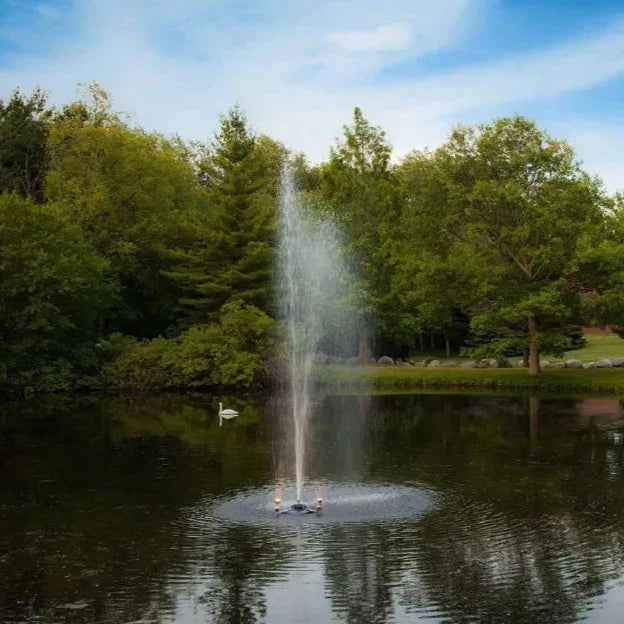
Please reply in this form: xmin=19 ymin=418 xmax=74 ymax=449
xmin=212 ymin=165 xmax=434 ymax=526
xmin=277 ymin=163 xmax=352 ymax=513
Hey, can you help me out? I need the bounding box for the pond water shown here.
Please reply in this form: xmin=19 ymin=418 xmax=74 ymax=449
xmin=2 ymin=392 xmax=624 ymax=623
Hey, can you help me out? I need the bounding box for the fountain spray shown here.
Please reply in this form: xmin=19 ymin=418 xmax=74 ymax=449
xmin=278 ymin=163 xmax=353 ymax=508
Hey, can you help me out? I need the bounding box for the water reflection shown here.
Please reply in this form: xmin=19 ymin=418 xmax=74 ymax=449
xmin=1 ymin=393 xmax=624 ymax=623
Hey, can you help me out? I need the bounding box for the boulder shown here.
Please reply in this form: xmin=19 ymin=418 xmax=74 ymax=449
xmin=346 ymin=356 xmax=359 ymax=366
xmin=377 ymin=356 xmax=394 ymax=365
xmin=478 ymin=358 xmax=498 ymax=368
xmin=551 ymin=362 xmax=566 ymax=369
xmin=596 ymin=359 xmax=613 ymax=368
xmin=540 ymin=361 xmax=551 ymax=369
xmin=442 ymin=361 xmax=457 ymax=367
xmin=413 ymin=361 xmax=427 ymax=367
xmin=583 ymin=362 xmax=596 ymax=369
xmin=396 ymin=360 xmax=410 ymax=367
xmin=610 ymin=356 xmax=624 ymax=368
xmin=428 ymin=360 xmax=441 ymax=368
xmin=517 ymin=360 xmax=525 ymax=368
xmin=327 ymin=355 xmax=345 ymax=365
xmin=313 ymin=352 xmax=328 ymax=365
xmin=460 ymin=361 xmax=476 ymax=368
xmin=565 ymin=359 xmax=583 ymax=369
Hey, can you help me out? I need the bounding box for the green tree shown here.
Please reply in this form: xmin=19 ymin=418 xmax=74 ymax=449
xmin=0 ymin=88 xmax=52 ymax=200
xmin=319 ymin=107 xmax=398 ymax=359
xmin=168 ymin=106 xmax=278 ymax=321
xmin=413 ymin=117 xmax=607 ymax=373
xmin=392 ymin=151 xmax=472 ymax=356
xmin=102 ymin=301 xmax=273 ymax=390
xmin=0 ymin=193 xmax=114 ymax=393
xmin=574 ymin=191 xmax=624 ymax=335
xmin=45 ymin=85 xmax=201 ymax=336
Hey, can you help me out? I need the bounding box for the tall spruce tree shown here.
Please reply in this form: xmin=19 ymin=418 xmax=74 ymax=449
xmin=169 ymin=106 xmax=277 ymax=322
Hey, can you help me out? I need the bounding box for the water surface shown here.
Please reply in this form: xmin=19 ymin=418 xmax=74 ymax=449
xmin=2 ymin=393 xmax=624 ymax=623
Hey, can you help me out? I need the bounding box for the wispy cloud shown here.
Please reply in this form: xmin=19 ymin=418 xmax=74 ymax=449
xmin=327 ymin=22 xmax=412 ymax=52
xmin=0 ymin=0 xmax=622 ymax=191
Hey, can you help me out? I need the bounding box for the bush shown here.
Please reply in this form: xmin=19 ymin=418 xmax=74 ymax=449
xmin=101 ymin=301 xmax=274 ymax=391
xmin=0 ymin=192 xmax=115 ymax=395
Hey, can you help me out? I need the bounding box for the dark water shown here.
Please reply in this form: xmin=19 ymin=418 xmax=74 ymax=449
xmin=2 ymin=393 xmax=624 ymax=623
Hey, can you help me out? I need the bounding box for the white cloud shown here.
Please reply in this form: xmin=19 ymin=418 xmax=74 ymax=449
xmin=0 ymin=0 xmax=623 ymax=191
xmin=559 ymin=122 xmax=624 ymax=193
xmin=327 ymin=22 xmax=412 ymax=52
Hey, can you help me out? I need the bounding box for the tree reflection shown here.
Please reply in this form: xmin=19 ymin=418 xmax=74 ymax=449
xmin=2 ymin=393 xmax=624 ymax=623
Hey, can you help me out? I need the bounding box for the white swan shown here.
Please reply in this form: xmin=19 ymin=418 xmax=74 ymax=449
xmin=219 ymin=402 xmax=238 ymax=426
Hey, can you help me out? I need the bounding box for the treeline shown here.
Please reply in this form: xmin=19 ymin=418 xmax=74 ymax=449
xmin=1 ymin=84 xmax=623 ymax=394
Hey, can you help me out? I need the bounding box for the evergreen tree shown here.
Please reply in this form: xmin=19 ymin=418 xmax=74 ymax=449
xmin=169 ymin=106 xmax=277 ymax=321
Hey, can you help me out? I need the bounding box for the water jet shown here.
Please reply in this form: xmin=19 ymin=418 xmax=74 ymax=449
xmin=277 ymin=163 xmax=355 ymax=512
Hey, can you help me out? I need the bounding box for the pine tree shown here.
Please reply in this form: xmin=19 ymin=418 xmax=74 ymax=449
xmin=169 ymin=106 xmax=277 ymax=322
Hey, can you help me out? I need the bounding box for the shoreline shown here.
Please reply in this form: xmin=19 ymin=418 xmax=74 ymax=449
xmin=314 ymin=365 xmax=624 ymax=396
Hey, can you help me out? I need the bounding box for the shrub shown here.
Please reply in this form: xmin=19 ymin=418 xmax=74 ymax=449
xmin=101 ymin=301 xmax=274 ymax=391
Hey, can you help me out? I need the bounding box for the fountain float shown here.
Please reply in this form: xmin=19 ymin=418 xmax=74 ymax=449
xmin=212 ymin=164 xmax=434 ymax=525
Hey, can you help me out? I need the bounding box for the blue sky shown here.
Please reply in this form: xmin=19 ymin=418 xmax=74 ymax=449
xmin=1 ymin=0 xmax=623 ymax=191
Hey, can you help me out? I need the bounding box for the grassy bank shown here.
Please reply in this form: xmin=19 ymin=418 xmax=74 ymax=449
xmin=558 ymin=333 xmax=624 ymax=362
xmin=316 ymin=365 xmax=624 ymax=395
xmin=402 ymin=333 xmax=624 ymax=366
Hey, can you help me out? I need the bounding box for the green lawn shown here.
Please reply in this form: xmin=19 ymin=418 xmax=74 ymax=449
xmin=558 ymin=333 xmax=624 ymax=363
xmin=316 ymin=333 xmax=624 ymax=395
xmin=406 ymin=333 xmax=624 ymax=365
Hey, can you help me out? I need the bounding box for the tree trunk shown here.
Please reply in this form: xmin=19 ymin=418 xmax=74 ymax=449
xmin=358 ymin=326 xmax=372 ymax=362
xmin=528 ymin=316 xmax=540 ymax=375
xmin=523 ymin=344 xmax=529 ymax=368
xmin=444 ymin=330 xmax=451 ymax=357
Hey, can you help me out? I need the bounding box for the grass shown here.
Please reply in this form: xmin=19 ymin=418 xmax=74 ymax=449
xmin=316 ymin=364 xmax=624 ymax=396
xmin=557 ymin=333 xmax=624 ymax=363
xmin=406 ymin=333 xmax=624 ymax=365
xmin=316 ymin=334 xmax=624 ymax=396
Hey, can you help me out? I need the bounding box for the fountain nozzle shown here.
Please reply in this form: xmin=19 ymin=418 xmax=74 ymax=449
xmin=274 ymin=497 xmax=281 ymax=513
xmin=316 ymin=497 xmax=323 ymax=512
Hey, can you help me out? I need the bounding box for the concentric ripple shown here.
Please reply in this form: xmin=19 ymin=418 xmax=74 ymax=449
xmin=212 ymin=482 xmax=435 ymax=526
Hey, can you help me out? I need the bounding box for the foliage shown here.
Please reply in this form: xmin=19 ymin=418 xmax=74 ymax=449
xmin=401 ymin=117 xmax=608 ymax=373
xmin=318 ymin=107 xmax=399 ymax=358
xmin=46 ymin=84 xmax=201 ymax=336
xmin=0 ymin=88 xmax=52 ymax=200
xmin=102 ymin=301 xmax=273 ymax=391
xmin=0 ymin=192 xmax=114 ymax=394
xmin=167 ymin=107 xmax=280 ymax=322
xmin=1 ymin=81 xmax=623 ymax=393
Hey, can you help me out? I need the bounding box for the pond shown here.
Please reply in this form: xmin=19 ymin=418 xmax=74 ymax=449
xmin=2 ymin=392 xmax=624 ymax=623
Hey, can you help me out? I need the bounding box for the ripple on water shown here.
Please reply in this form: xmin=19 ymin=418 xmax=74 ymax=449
xmin=210 ymin=483 xmax=435 ymax=527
